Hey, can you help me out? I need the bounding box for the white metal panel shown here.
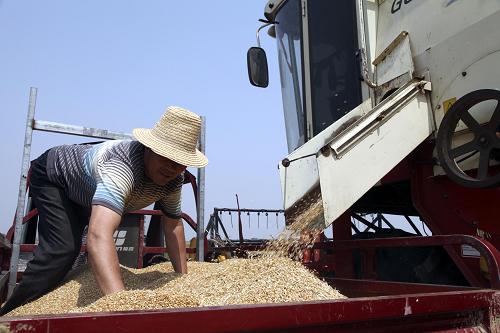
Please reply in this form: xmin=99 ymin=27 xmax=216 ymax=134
xmin=317 ymin=84 xmax=433 ymax=227
xmin=301 ymin=0 xmax=314 ymax=141
xmin=356 ymin=0 xmax=376 ymax=101
xmin=376 ymin=0 xmax=500 ymax=60
xmin=280 ymin=154 xmax=318 ymax=211
xmin=427 ymin=14 xmax=500 ymax=126
xmin=364 ymin=0 xmax=378 ymax=74
xmin=438 ymin=51 xmax=500 ymax=130
xmin=433 ymin=50 xmax=500 ymax=176
xmin=377 ymin=0 xmax=500 ymax=115
xmin=279 ymin=99 xmax=372 ymax=211
xmin=375 ymin=33 xmax=414 ymax=86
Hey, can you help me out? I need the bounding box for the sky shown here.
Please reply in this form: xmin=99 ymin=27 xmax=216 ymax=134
xmin=0 ymin=1 xmax=290 ymax=241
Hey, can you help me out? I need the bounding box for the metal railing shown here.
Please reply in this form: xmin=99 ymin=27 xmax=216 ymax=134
xmin=206 ymin=208 xmax=285 ymax=246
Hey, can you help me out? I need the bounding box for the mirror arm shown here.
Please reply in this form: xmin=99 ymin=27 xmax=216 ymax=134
xmin=255 ymin=19 xmax=278 ymax=48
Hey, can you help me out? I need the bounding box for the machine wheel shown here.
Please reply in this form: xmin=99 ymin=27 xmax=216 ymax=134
xmin=436 ymin=89 xmax=500 ymax=188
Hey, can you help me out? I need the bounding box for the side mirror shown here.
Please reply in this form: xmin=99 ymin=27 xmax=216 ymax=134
xmin=247 ymin=47 xmax=269 ymax=88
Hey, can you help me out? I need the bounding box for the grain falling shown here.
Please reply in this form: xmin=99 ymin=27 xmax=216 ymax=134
xmin=260 ymin=192 xmax=325 ymax=261
xmin=6 ymin=257 xmax=344 ymax=317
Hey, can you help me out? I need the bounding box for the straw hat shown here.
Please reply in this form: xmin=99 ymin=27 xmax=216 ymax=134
xmin=133 ymin=106 xmax=208 ymax=168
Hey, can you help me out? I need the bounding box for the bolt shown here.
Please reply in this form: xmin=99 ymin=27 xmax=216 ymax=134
xmin=281 ymin=158 xmax=290 ymax=168
xmin=462 ymin=71 xmax=467 ymax=77
xmin=320 ymin=146 xmax=331 ymax=157
xmin=479 ymin=136 xmax=489 ymax=146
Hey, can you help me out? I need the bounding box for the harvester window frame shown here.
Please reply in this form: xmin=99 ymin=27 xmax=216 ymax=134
xmin=275 ymin=0 xmax=307 ymax=153
xmin=306 ymin=0 xmax=364 ymax=137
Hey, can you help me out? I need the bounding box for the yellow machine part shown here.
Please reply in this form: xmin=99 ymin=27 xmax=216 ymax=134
xmin=187 ymin=237 xmax=197 ymax=260
xmin=480 ymin=256 xmax=489 ymax=280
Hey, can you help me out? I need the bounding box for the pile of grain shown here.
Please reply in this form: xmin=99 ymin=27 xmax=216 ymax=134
xmin=6 ymin=257 xmax=344 ymax=317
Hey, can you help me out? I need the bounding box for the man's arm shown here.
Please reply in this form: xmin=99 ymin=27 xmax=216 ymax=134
xmin=87 ymin=205 xmax=124 ymax=295
xmin=162 ymin=216 xmax=187 ymax=273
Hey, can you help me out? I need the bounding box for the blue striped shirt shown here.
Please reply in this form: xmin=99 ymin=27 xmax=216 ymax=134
xmin=46 ymin=140 xmax=183 ymax=218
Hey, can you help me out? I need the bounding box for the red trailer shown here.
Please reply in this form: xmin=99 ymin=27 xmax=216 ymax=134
xmin=1 ymin=289 xmax=499 ymax=332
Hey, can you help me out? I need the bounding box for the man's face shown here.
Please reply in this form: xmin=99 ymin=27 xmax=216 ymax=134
xmin=144 ymin=148 xmax=187 ymax=185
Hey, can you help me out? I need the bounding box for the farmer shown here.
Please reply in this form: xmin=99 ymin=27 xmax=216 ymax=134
xmin=0 ymin=106 xmax=208 ymax=315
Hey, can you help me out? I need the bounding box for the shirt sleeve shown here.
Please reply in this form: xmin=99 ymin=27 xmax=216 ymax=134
xmin=92 ymin=158 xmax=134 ymax=215
xmin=157 ymin=174 xmax=183 ymax=219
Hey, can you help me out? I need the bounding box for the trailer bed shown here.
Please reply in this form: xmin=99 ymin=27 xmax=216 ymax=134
xmin=1 ymin=289 xmax=499 ymax=332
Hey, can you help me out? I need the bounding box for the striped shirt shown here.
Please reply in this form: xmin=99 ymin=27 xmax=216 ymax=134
xmin=46 ymin=140 xmax=183 ymax=218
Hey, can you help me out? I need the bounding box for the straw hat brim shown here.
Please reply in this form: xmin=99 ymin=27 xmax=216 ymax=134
xmin=133 ymin=128 xmax=208 ymax=168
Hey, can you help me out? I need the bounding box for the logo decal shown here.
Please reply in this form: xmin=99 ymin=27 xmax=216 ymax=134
xmin=391 ymin=0 xmax=413 ymax=14
xmin=113 ymin=230 xmax=134 ymax=252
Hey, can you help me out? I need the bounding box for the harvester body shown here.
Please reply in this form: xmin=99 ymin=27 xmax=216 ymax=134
xmin=245 ymin=0 xmax=500 ymax=330
xmin=269 ymin=0 xmax=500 ymax=231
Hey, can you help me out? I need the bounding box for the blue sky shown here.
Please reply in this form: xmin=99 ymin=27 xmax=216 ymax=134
xmin=0 ymin=1 xmax=289 ymax=240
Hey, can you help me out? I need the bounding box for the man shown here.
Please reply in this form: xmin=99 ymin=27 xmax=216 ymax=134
xmin=0 ymin=106 xmax=208 ymax=315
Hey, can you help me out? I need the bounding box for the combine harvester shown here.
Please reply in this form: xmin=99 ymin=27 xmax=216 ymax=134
xmin=1 ymin=0 xmax=500 ymax=331
xmin=248 ymin=0 xmax=500 ymax=330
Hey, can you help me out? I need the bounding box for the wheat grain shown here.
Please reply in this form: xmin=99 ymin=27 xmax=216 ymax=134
xmin=6 ymin=257 xmax=344 ymax=317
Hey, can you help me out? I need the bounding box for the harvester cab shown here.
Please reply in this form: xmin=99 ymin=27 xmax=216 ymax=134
xmin=248 ymin=0 xmax=500 ymax=237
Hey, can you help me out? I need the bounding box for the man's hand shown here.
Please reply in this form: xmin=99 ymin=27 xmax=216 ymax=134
xmin=87 ymin=205 xmax=124 ymax=295
xmin=163 ymin=216 xmax=187 ymax=274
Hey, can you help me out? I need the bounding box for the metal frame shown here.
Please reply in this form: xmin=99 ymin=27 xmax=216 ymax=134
xmin=410 ymin=142 xmax=500 ymax=288
xmin=349 ymin=213 xmax=420 ymax=235
xmin=9 ymin=88 xmax=137 ymax=296
xmin=356 ymin=0 xmax=377 ymax=93
xmin=9 ymin=88 xmax=134 ymax=296
xmin=306 ymin=233 xmax=500 ymax=291
xmin=134 ymin=210 xmax=199 ymax=268
xmin=9 ymin=88 xmax=37 ymax=298
xmin=205 ymin=208 xmax=284 ymax=246
xmin=5 ymin=209 xmax=200 ymax=281
xmin=196 ymin=117 xmax=206 ymax=261
xmin=32 ymin=120 xmax=133 ymax=140
xmin=301 ymin=0 xmax=314 ymax=141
